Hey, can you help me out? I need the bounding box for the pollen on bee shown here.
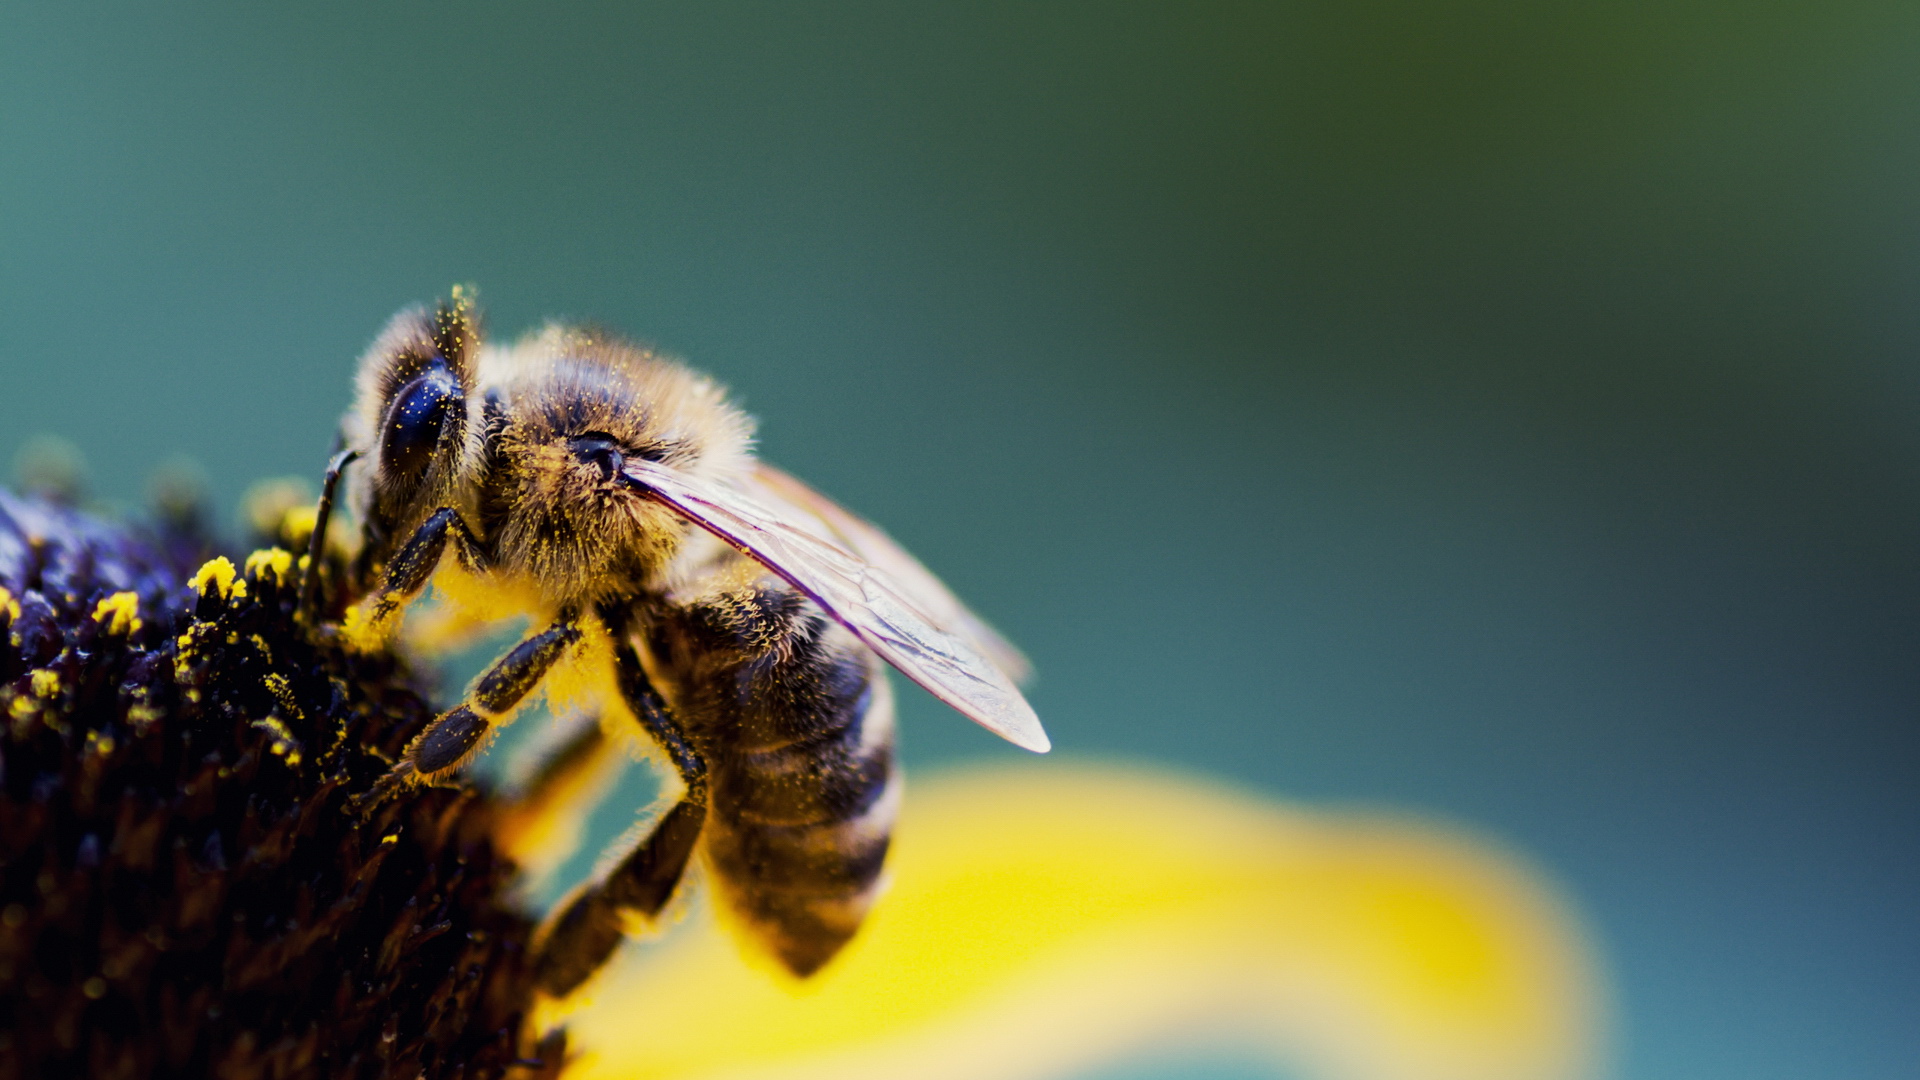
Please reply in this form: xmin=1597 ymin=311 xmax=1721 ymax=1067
xmin=401 ymin=560 xmax=543 ymax=658
xmin=90 ymin=590 xmax=142 ymax=635
xmin=341 ymin=599 xmax=402 ymax=653
xmin=0 ymin=587 xmax=18 ymax=623
xmin=540 ymin=614 xmax=622 ymax=724
xmin=29 ymin=669 xmax=60 ymax=698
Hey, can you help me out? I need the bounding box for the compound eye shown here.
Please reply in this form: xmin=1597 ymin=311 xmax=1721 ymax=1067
xmin=568 ymin=433 xmax=625 ymax=481
xmin=381 ymin=369 xmax=463 ymax=480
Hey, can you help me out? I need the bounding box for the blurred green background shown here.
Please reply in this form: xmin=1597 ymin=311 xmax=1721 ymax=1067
xmin=4 ymin=2 xmax=1917 ymax=1077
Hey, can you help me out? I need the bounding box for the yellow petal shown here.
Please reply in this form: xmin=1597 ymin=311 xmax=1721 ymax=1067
xmin=556 ymin=764 xmax=1603 ymax=1080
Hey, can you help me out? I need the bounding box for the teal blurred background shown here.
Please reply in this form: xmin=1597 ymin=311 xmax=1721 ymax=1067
xmin=4 ymin=3 xmax=1917 ymax=1077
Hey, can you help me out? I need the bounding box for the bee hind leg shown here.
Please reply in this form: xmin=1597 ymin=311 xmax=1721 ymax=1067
xmin=350 ymin=617 xmax=583 ymax=811
xmin=533 ymin=799 xmax=706 ymax=996
xmin=533 ymin=631 xmax=708 ymax=996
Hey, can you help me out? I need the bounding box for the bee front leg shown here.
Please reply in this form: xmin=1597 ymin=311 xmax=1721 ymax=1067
xmin=342 ymin=506 xmax=482 ymax=650
xmin=533 ymin=633 xmax=707 ymax=997
xmin=351 ymin=618 xmax=583 ymax=810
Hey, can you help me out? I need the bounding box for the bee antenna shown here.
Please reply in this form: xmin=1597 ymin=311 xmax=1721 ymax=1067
xmin=300 ymin=446 xmax=361 ymax=622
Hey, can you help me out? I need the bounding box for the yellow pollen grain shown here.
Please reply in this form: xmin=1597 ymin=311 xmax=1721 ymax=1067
xmin=244 ymin=548 xmax=295 ymax=586
xmin=190 ymin=557 xmax=238 ymax=599
xmin=0 ymin=587 xmax=17 ymax=623
xmin=91 ymin=591 xmax=142 ymax=635
xmin=262 ymin=672 xmax=302 ymax=719
xmin=29 ymin=670 xmax=60 ymax=698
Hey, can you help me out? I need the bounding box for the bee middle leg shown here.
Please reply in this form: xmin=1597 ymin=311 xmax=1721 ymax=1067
xmin=352 ymin=617 xmax=583 ymax=809
xmin=533 ymin=632 xmax=707 ymax=997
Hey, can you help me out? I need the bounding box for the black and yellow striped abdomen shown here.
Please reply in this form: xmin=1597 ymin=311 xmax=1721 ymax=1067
xmin=645 ymin=574 xmax=899 ymax=976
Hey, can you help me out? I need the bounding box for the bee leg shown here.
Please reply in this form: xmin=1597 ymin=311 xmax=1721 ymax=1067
xmin=533 ymin=634 xmax=708 ymax=997
xmin=297 ymin=445 xmax=358 ymax=621
xmin=352 ymin=618 xmax=583 ymax=810
xmin=533 ymin=800 xmax=706 ymax=996
xmin=342 ymin=505 xmax=482 ymax=647
xmin=609 ymin=629 xmax=708 ymax=804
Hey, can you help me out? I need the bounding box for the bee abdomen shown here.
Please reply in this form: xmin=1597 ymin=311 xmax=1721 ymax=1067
xmin=720 ymin=711 xmax=893 ymax=827
xmin=705 ymin=658 xmax=900 ymax=976
xmin=705 ymin=768 xmax=900 ymax=976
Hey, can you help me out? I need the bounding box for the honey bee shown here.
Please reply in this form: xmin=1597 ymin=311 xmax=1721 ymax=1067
xmin=310 ymin=290 xmax=1045 ymax=994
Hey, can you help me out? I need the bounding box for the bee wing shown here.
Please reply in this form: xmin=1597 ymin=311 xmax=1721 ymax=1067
xmin=744 ymin=462 xmax=1034 ymax=684
xmin=621 ymin=459 xmax=1049 ymax=753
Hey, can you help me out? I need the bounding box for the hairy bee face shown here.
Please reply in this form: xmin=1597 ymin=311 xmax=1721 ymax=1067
xmin=480 ymin=337 xmax=752 ymax=604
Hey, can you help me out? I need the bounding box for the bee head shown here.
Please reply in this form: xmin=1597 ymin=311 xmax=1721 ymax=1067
xmin=485 ymin=327 xmax=754 ymax=600
xmin=342 ymin=292 xmax=484 ymax=548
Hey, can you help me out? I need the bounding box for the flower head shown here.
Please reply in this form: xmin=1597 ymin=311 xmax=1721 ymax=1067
xmin=0 ymin=491 xmax=555 ymax=1078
